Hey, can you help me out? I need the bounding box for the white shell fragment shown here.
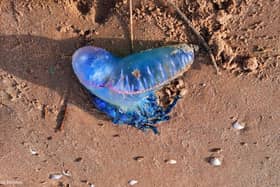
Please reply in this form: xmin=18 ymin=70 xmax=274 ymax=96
xmin=49 ymin=173 xmax=63 ymax=180
xmin=133 ymin=156 xmax=144 ymax=162
xmin=209 ymin=157 xmax=222 ymax=166
xmin=232 ymin=121 xmax=246 ymax=130
xmin=128 ymin=179 xmax=138 ymax=186
xmin=30 ymin=148 xmax=38 ymax=155
xmin=165 ymin=159 xmax=177 ymax=164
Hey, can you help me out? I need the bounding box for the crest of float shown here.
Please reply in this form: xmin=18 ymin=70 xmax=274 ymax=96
xmin=72 ymin=44 xmax=194 ymax=133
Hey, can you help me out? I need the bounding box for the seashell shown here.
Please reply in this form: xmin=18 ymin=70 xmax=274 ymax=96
xmin=165 ymin=159 xmax=177 ymax=164
xmin=232 ymin=121 xmax=246 ymax=130
xmin=30 ymin=148 xmax=38 ymax=156
xmin=49 ymin=173 xmax=63 ymax=180
xmin=128 ymin=179 xmax=138 ymax=186
xmin=208 ymin=157 xmax=222 ymax=166
xmin=72 ymin=44 xmax=194 ymax=133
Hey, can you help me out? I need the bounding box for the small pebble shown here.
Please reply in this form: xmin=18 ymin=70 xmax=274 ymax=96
xmin=165 ymin=159 xmax=177 ymax=164
xmin=232 ymin=121 xmax=246 ymax=130
xmin=209 ymin=157 xmax=222 ymax=166
xmin=128 ymin=180 xmax=138 ymax=186
xmin=49 ymin=173 xmax=63 ymax=180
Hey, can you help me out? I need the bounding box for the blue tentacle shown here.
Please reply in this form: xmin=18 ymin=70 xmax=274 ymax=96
xmin=92 ymin=93 xmax=180 ymax=134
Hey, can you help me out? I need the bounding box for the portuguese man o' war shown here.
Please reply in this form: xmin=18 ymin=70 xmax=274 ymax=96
xmin=72 ymin=44 xmax=195 ymax=133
